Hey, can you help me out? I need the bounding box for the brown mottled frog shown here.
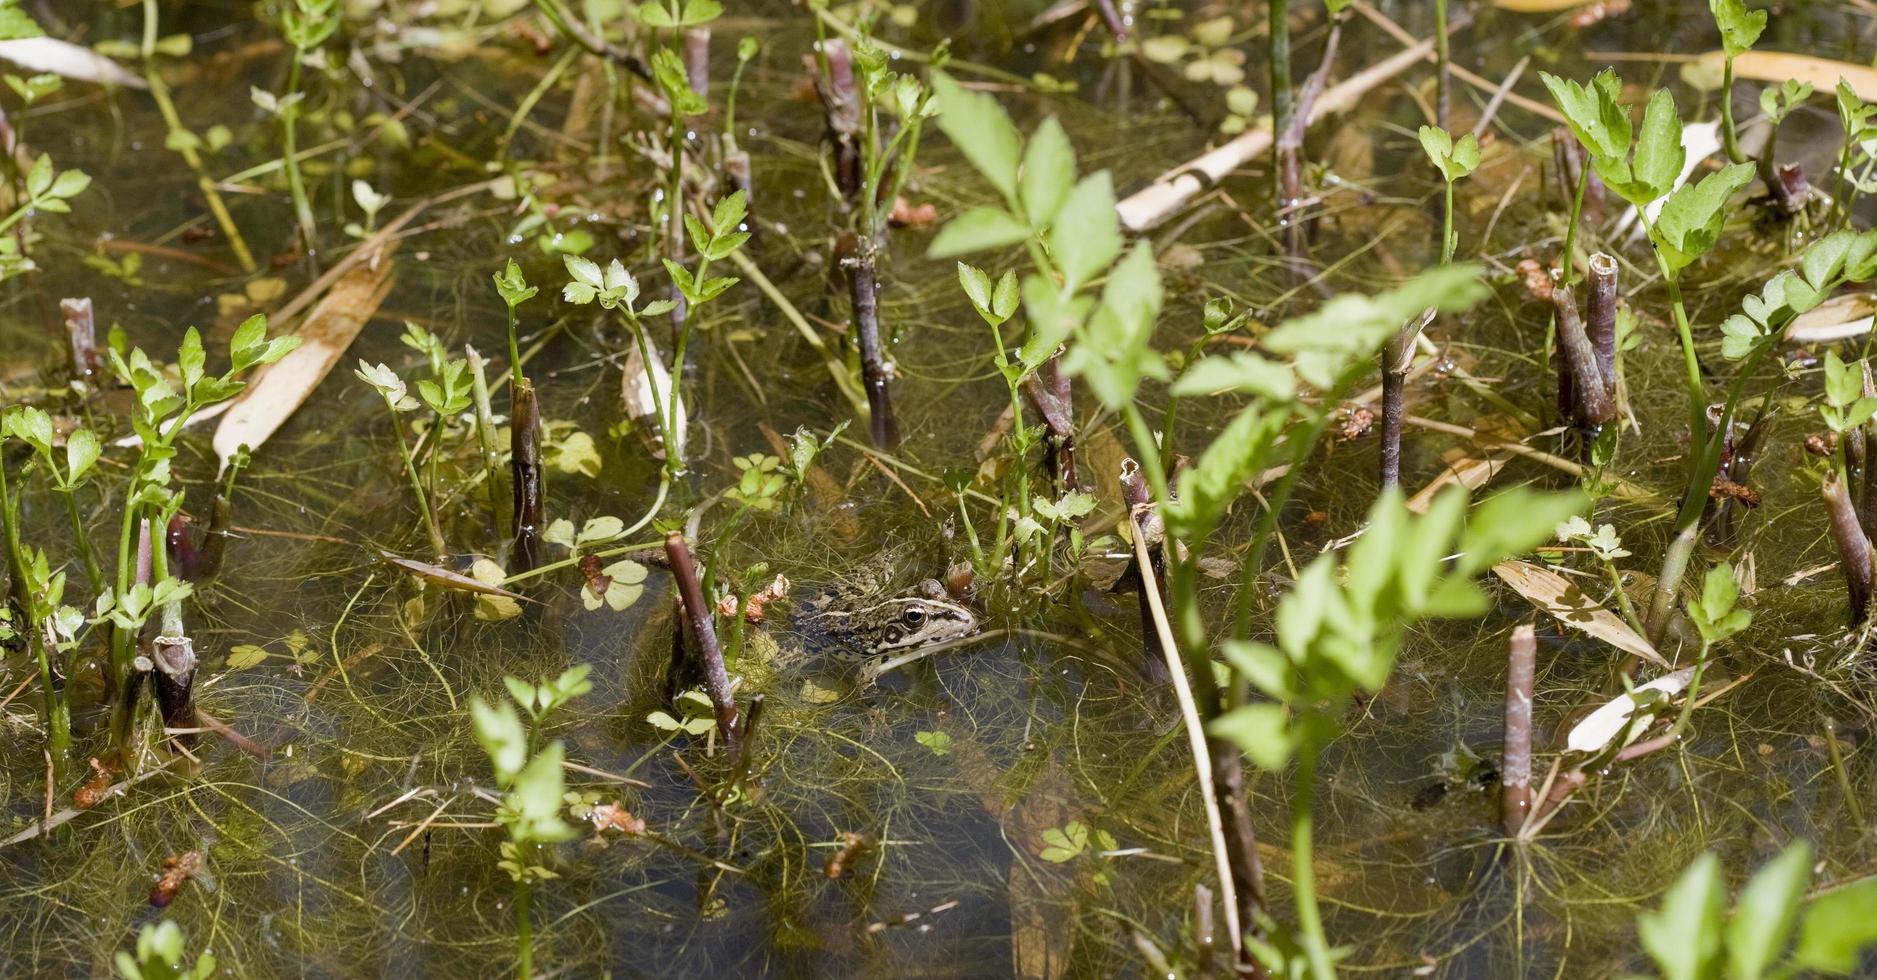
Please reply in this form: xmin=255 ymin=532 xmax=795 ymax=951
xmin=795 ymin=576 xmax=979 ymax=662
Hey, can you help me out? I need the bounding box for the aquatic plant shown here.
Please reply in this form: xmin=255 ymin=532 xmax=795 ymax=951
xmin=930 ymin=66 xmax=1583 ymax=976
xmin=114 ymin=920 xmax=214 ymax=980
xmin=266 ymin=0 xmax=341 ymax=250
xmin=471 ymin=666 xmax=590 ymax=978
xmin=1634 ymin=841 xmax=1877 ymax=980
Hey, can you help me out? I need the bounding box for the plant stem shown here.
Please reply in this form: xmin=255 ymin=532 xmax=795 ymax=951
xmin=281 ymin=54 xmax=318 ymax=252
xmin=389 ymin=402 xmax=445 ymax=557
xmin=1292 ymin=748 xmax=1335 ymax=980
xmin=1559 ymin=164 xmax=1589 ymax=283
xmin=506 ymin=305 xmax=524 ymax=390
xmin=1434 ymin=0 xmax=1451 ymax=131
xmin=61 ymin=491 xmax=103 ymax=595
xmin=141 ymin=0 xmax=255 ymax=272
xmin=1719 ymin=57 xmax=1746 ymax=166
xmin=1502 ymin=624 xmax=1535 ymax=836
xmin=1269 ymin=0 xmax=1292 ymax=216
xmin=467 ymin=347 xmax=506 ymax=528
xmin=515 ymin=874 xmax=533 ymax=979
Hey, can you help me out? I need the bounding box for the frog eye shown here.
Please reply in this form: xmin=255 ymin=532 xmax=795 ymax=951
xmin=902 ymin=606 xmax=926 ymax=627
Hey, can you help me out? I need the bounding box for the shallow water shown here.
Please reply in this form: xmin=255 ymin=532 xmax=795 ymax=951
xmin=3 ymin=0 xmax=1877 ymax=976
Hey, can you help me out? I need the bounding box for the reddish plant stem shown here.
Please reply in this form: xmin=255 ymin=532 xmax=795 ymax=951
xmin=1826 ymin=471 xmax=1876 ymax=624
xmin=1275 ymin=14 xmax=1345 ymax=267
xmin=664 ymin=531 xmax=739 ymax=751
xmin=1502 ymin=624 xmax=1536 ymax=836
xmin=1552 ymin=282 xmax=1612 ymax=427
xmin=61 ymin=297 xmax=98 ymax=381
xmin=1586 ymin=252 xmax=1618 ymax=389
xmin=1021 ymin=353 xmax=1078 ymax=491
xmin=1379 ymin=365 xmax=1404 ymax=488
xmin=683 ymin=28 xmax=709 ymax=97
xmin=849 ymin=244 xmax=900 ymax=450
xmin=510 ymin=379 xmax=544 ymax=573
xmin=150 ymin=634 xmax=196 ymax=749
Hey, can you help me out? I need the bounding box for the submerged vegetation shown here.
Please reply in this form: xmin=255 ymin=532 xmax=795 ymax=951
xmin=12 ymin=0 xmax=1877 ymax=976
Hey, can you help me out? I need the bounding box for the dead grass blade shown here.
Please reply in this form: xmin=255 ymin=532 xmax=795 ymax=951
xmin=210 ymin=245 xmax=398 ymax=473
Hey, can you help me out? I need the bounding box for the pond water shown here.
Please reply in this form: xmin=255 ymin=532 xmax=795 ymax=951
xmin=3 ymin=0 xmax=1876 ymax=976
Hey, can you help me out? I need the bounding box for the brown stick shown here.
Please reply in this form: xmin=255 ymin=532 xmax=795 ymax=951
xmin=1586 ymin=252 xmax=1618 ymax=389
xmin=850 ymin=244 xmax=900 ymax=450
xmin=1502 ymin=624 xmax=1536 ymax=836
xmin=1116 ymin=34 xmax=1439 ymax=231
xmin=1552 ymin=283 xmax=1612 ymax=427
xmin=60 ymin=298 xmax=98 ymax=381
xmin=150 ymin=634 xmax=197 ymax=749
xmin=1021 ymin=353 xmax=1078 ymax=491
xmin=1826 ymin=470 xmax=1876 ymax=624
xmin=1276 ymin=12 xmax=1345 ymax=265
xmin=664 ymin=531 xmax=739 ymax=751
xmin=1379 ymin=310 xmax=1433 ymax=489
xmin=1379 ymin=364 xmax=1405 ymax=488
xmin=510 ymin=379 xmax=544 ymax=573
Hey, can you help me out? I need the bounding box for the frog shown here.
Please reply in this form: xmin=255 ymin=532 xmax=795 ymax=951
xmin=793 ymin=575 xmax=979 ymax=663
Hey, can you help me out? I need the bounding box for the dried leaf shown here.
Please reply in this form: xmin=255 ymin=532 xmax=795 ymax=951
xmin=1690 ymin=50 xmax=1877 ymax=103
xmin=380 ymin=550 xmax=530 ymax=602
xmin=0 ymin=38 xmax=145 ymax=89
xmin=211 ymin=247 xmax=398 ymax=472
xmin=1788 ymin=292 xmax=1877 ymax=344
xmin=1565 ymin=667 xmax=1694 ymax=753
xmin=1491 ymin=560 xmax=1667 ymax=667
xmin=621 ymin=333 xmax=686 ymax=461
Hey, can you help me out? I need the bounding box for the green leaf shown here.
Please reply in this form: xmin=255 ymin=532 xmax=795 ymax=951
xmin=178 ymin=327 xmax=206 ymax=392
xmin=1804 ymin=229 xmax=1857 ymax=291
xmin=1020 ymin=116 xmax=1076 ymax=228
xmin=1048 ymin=172 xmax=1123 ymax=293
xmin=928 ymin=206 xmax=1030 ymax=258
xmin=1652 ymin=162 xmax=1755 ymax=274
xmin=1457 ymin=488 xmax=1589 ymax=576
xmin=1264 ymin=264 xmax=1489 ymax=389
xmin=1638 ymin=852 xmax=1725 ymax=980
xmin=957 ymin=262 xmax=994 ymax=313
xmin=710 ymin=189 xmax=748 ymax=237
xmin=1794 ymin=876 xmax=1877 ymax=973
xmin=932 ymin=71 xmax=1022 ymax=206
xmin=992 ymin=270 xmax=1020 ymax=321
xmin=1632 ymin=88 xmax=1688 ymax=204
xmin=64 ymin=427 xmax=100 ymax=485
xmin=508 ymin=740 xmax=577 ymax=843
xmin=1208 ymin=703 xmax=1295 ymax=771
xmin=25 ymin=152 xmax=51 ymax=198
xmin=1417 ymin=126 xmax=1478 ymax=183
xmin=1824 ymin=349 xmax=1862 ymax=409
xmin=0 ymin=2 xmax=42 ymax=41
xmin=1710 ymin=0 xmax=1767 ymax=59
xmin=914 ymin=730 xmax=952 ymax=756
xmin=1727 ymin=841 xmax=1811 ymax=980
xmin=470 ymin=696 xmax=527 ymax=785
xmin=1059 ymin=242 xmax=1164 ymax=408
xmin=1220 ymin=640 xmax=1296 ymax=701
xmin=225 ymin=644 xmax=269 ymax=670
xmin=1539 ymin=68 xmax=1631 ymax=160
xmin=1171 ymin=352 xmax=1296 ymax=401
xmin=1166 ymin=406 xmax=1287 ymax=537
xmin=1038 ymin=821 xmax=1089 ymax=862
